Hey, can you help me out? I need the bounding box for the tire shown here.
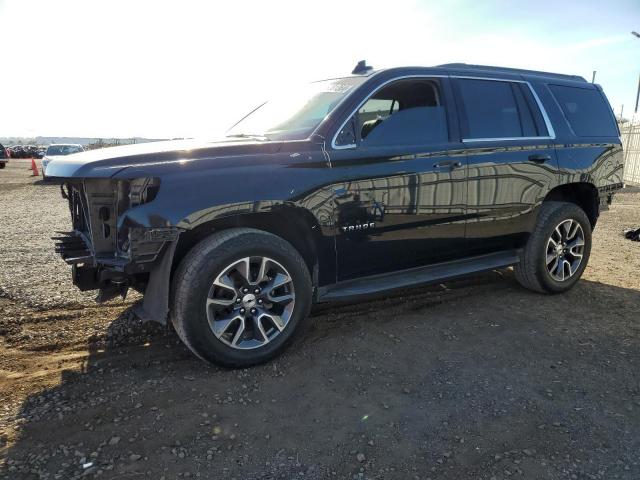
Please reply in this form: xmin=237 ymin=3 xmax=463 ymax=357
xmin=515 ymin=201 xmax=592 ymax=294
xmin=171 ymin=228 xmax=313 ymax=367
xmin=0 ymin=162 xmax=5 ymax=169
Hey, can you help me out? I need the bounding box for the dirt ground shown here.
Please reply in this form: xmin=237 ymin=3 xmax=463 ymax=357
xmin=1 ymin=158 xmax=639 ymax=480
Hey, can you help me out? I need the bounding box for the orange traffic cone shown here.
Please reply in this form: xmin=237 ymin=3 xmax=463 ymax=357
xmin=31 ymin=158 xmax=39 ymax=176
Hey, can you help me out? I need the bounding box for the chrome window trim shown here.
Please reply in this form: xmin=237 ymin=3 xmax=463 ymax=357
xmin=524 ymin=81 xmax=556 ymax=139
xmin=462 ymin=136 xmax=554 ymax=143
xmin=330 ymin=74 xmax=556 ymax=150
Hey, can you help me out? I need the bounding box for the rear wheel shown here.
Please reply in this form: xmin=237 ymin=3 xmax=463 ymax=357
xmin=171 ymin=228 xmax=312 ymax=367
xmin=515 ymin=201 xmax=592 ymax=293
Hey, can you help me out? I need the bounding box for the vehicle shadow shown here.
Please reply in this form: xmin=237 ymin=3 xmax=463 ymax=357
xmin=2 ymin=271 xmax=640 ymax=479
xmin=33 ymin=179 xmax=62 ymax=186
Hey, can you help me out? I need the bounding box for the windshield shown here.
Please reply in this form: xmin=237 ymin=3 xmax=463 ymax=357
xmin=227 ymin=77 xmax=366 ymax=141
xmin=46 ymin=145 xmax=83 ymax=156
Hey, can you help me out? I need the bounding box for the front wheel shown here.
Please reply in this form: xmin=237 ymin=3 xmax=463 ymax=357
xmin=515 ymin=201 xmax=592 ymax=294
xmin=170 ymin=228 xmax=312 ymax=367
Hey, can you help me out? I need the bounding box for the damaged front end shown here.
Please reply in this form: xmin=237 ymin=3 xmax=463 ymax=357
xmin=54 ymin=178 xmax=181 ymax=322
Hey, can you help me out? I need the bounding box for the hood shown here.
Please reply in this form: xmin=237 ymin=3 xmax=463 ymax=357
xmin=45 ymin=137 xmax=283 ymax=179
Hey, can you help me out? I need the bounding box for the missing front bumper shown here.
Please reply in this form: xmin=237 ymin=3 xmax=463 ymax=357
xmin=56 ymin=179 xmax=181 ymax=322
xmin=55 ymin=227 xmax=181 ymax=311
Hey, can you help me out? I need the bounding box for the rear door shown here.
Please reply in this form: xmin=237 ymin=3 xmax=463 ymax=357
xmin=451 ymin=76 xmax=559 ymax=255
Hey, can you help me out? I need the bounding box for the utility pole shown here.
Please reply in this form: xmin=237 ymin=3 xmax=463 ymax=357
xmin=635 ymin=73 xmax=640 ymax=114
xmin=622 ymin=32 xmax=640 ymax=182
xmin=633 ymin=32 xmax=639 ymax=116
xmin=591 ymin=71 xmax=596 ymax=83
xmin=620 ymin=104 xmax=625 ymax=122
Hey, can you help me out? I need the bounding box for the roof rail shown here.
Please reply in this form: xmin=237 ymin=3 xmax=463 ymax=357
xmin=437 ymin=63 xmax=586 ymax=82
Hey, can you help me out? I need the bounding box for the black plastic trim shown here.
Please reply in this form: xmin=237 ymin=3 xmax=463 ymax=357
xmin=318 ymin=250 xmax=520 ymax=302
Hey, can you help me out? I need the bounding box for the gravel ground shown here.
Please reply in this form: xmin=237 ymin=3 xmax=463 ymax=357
xmin=0 ymin=159 xmax=138 ymax=309
xmin=1 ymin=158 xmax=639 ymax=480
xmin=0 ymin=159 xmax=99 ymax=308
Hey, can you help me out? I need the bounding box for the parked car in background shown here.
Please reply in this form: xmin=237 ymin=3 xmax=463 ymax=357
xmin=7 ymin=146 xmax=23 ymax=158
xmin=0 ymin=143 xmax=7 ymax=169
xmin=24 ymin=145 xmax=40 ymax=158
xmin=6 ymin=145 xmax=43 ymax=158
xmin=47 ymin=62 xmax=623 ymax=367
xmin=41 ymin=144 xmax=84 ymax=179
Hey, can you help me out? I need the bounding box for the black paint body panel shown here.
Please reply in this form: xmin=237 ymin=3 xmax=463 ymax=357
xmin=47 ymin=65 xmax=624 ymax=307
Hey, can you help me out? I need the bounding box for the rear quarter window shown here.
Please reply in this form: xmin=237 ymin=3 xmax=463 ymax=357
xmin=549 ymin=85 xmax=618 ymax=137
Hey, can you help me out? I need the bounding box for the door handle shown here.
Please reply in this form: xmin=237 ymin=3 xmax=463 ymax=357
xmin=434 ymin=160 xmax=463 ymax=169
xmin=528 ymin=154 xmax=551 ymax=163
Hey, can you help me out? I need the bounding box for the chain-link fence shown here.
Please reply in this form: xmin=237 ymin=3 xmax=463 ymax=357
xmin=622 ymin=123 xmax=640 ymax=186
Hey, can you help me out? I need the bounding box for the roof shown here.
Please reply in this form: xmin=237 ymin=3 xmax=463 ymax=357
xmin=324 ymin=62 xmax=589 ymax=87
xmin=348 ymin=63 xmax=587 ymax=84
xmin=436 ymin=63 xmax=587 ymax=82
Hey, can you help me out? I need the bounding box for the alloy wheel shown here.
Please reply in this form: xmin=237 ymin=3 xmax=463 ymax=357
xmin=545 ymin=219 xmax=585 ymax=282
xmin=205 ymin=256 xmax=295 ymax=349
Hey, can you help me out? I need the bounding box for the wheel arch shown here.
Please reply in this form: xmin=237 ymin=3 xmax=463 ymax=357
xmin=543 ymin=182 xmax=599 ymax=228
xmin=172 ymin=207 xmax=323 ymax=286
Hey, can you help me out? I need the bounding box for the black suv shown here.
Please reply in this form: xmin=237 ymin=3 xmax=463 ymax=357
xmin=47 ymin=62 xmax=624 ymax=366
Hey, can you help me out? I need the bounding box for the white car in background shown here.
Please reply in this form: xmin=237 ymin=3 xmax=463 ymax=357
xmin=41 ymin=144 xmax=84 ymax=180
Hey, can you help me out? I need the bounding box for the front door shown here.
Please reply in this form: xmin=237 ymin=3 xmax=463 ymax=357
xmin=330 ymin=77 xmax=467 ymax=281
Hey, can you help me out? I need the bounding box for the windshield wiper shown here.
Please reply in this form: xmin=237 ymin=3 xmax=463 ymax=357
xmin=225 ymin=133 xmax=269 ymax=140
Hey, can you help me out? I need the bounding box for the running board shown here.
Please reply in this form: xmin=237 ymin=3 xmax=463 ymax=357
xmin=318 ymin=250 xmax=520 ymax=302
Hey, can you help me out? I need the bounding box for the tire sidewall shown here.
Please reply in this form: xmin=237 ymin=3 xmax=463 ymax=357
xmin=174 ymin=232 xmax=312 ymax=366
xmin=535 ymin=203 xmax=592 ymax=293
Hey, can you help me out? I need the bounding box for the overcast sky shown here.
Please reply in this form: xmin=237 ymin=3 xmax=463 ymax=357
xmin=1 ymin=0 xmax=639 ymax=138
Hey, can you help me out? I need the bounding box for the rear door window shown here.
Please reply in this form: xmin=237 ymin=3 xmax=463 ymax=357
xmin=455 ymin=79 xmax=544 ymax=140
xmin=549 ymin=84 xmax=618 ymax=137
